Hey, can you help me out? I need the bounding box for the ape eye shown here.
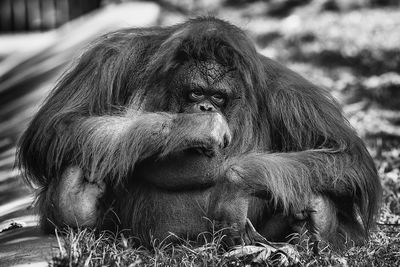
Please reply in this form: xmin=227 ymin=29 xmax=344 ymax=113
xmin=189 ymin=91 xmax=204 ymax=101
xmin=211 ymin=94 xmax=225 ymax=105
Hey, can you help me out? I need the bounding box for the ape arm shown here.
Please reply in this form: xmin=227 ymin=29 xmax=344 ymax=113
xmin=59 ymin=112 xmax=173 ymax=183
xmin=20 ymin=108 xmax=230 ymax=186
xmin=221 ymin=56 xmax=381 ymax=246
xmin=19 ymin=102 xmax=231 ymax=230
xmin=226 ymin=150 xmax=378 ymax=223
xmin=61 ymin=110 xmax=230 ymax=184
xmin=18 ymin=30 xmax=231 ymax=189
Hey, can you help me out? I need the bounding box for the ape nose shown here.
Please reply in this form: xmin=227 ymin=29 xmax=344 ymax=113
xmin=199 ymin=104 xmax=214 ymax=112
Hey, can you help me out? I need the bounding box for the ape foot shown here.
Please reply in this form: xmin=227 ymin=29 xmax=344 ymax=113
xmin=216 ymin=218 xmax=274 ymax=248
xmin=243 ymin=218 xmax=283 ymax=249
xmin=286 ymin=195 xmax=338 ymax=254
xmin=58 ymin=166 xmax=105 ymax=227
xmin=292 ymin=195 xmax=337 ymax=239
xmin=213 ymin=220 xmax=242 ymax=247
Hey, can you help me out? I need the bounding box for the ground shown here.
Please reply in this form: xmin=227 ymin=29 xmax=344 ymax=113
xmin=0 ymin=0 xmax=399 ymax=266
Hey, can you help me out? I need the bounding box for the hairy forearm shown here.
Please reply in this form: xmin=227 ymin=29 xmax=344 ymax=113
xmin=225 ymin=152 xmax=312 ymax=214
xmin=57 ymin=111 xmax=173 ymax=182
xmin=225 ymin=149 xmax=380 ymax=218
xmin=53 ymin=111 xmax=228 ymax=184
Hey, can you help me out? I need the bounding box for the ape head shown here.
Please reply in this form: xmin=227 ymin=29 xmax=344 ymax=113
xmin=170 ymin=60 xmax=239 ymax=114
xmin=139 ymin=20 xmax=263 ymax=146
xmin=133 ymin=19 xmax=266 ymax=190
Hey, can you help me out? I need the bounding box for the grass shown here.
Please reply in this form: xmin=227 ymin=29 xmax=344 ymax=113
xmin=50 ymin=226 xmax=298 ymax=266
xmin=51 ymin=227 xmax=303 ymax=267
xmin=50 ymin=223 xmax=400 ymax=266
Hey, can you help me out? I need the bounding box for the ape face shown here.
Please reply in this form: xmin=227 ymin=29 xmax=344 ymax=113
xmin=167 ymin=60 xmax=244 ymax=121
xmin=173 ymin=61 xmax=236 ymax=112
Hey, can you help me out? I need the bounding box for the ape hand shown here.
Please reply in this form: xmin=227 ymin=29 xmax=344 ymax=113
xmin=189 ymin=112 xmax=231 ymax=155
xmin=163 ymin=112 xmax=231 ymax=157
xmin=134 ymin=113 xmax=231 ymax=189
xmin=192 ymin=112 xmax=231 ymax=157
xmin=206 ymin=112 xmax=232 ymax=149
xmin=57 ymin=166 xmax=105 ymax=227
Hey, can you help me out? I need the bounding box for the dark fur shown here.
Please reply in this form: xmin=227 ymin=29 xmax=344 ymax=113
xmin=18 ymin=17 xmax=381 ymax=248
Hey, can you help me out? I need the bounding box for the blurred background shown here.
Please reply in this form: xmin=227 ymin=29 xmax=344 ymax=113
xmin=0 ymin=0 xmax=399 ymax=265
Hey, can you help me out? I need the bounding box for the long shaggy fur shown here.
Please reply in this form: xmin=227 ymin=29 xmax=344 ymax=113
xmin=18 ymin=17 xmax=381 ymax=247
